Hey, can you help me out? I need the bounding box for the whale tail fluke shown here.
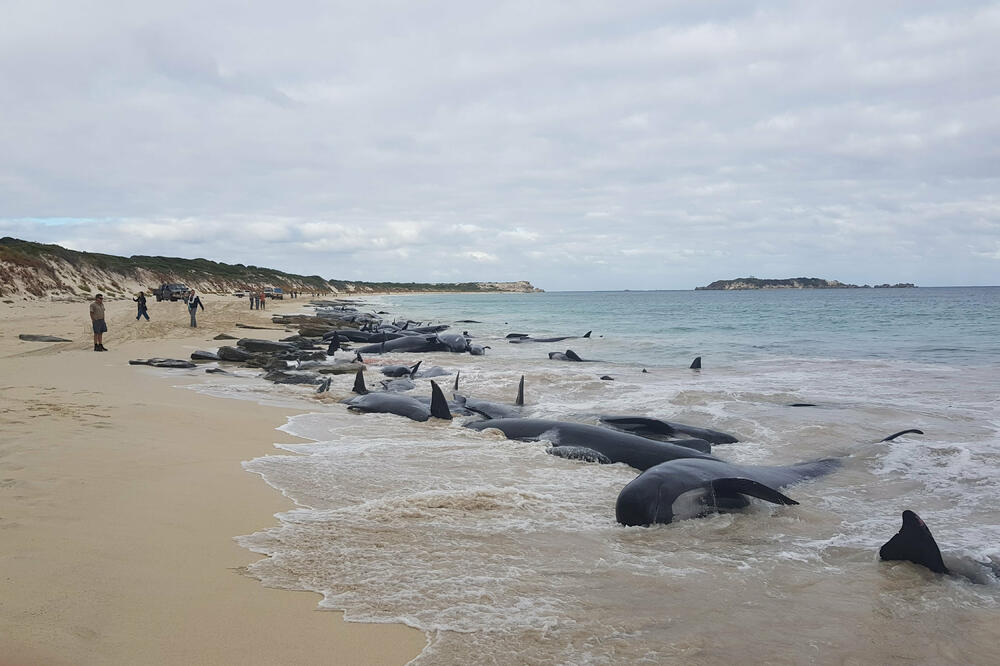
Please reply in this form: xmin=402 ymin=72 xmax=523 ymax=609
xmin=690 ymin=356 xmax=702 ymax=369
xmin=354 ymin=351 xmax=364 ymax=363
xmin=429 ymin=381 xmax=452 ymax=420
xmin=352 ymin=368 xmax=368 ymax=395
xmin=881 ymin=429 xmax=924 ymax=442
xmin=516 ymin=375 xmax=524 ymax=406
xmin=408 ymin=360 xmax=423 ymax=378
xmin=880 ymin=510 xmax=948 ymax=574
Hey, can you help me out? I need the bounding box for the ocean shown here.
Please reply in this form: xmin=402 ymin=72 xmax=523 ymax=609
xmin=198 ymin=287 xmax=1000 ymax=664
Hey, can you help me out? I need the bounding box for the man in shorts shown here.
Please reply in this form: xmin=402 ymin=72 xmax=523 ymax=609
xmin=90 ymin=293 xmax=108 ymax=351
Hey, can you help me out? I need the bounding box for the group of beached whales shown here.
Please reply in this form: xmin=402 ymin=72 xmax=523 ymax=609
xmin=174 ymin=301 xmax=988 ymax=583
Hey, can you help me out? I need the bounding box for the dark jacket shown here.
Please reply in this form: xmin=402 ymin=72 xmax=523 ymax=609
xmin=188 ymin=296 xmax=204 ymax=311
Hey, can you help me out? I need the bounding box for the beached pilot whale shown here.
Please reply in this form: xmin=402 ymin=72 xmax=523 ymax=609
xmin=879 ymin=510 xmax=1000 ymax=583
xmin=548 ymin=349 xmax=600 ymax=362
xmin=343 ymin=370 xmax=452 ymax=421
xmin=599 ymin=415 xmax=739 ymax=445
xmin=357 ymin=332 xmax=472 ymax=354
xmin=453 ymin=375 xmax=525 ymax=420
xmin=509 ymin=331 xmax=592 ymax=344
xmin=465 ymin=418 xmax=717 ymax=469
xmin=380 ymin=361 xmax=422 ymax=378
xmin=615 ymin=457 xmax=840 ymax=526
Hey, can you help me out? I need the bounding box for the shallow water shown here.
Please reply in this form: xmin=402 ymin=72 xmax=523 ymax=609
xmin=197 ymin=288 xmax=1000 ymax=664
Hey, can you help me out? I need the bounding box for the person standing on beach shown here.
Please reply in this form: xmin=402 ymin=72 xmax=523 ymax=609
xmin=187 ymin=290 xmax=205 ymax=327
xmin=90 ymin=294 xmax=107 ymax=351
xmin=133 ymin=291 xmax=149 ymax=321
xmin=259 ymin=292 xmax=266 ymax=310
xmin=250 ymin=292 xmax=257 ymax=310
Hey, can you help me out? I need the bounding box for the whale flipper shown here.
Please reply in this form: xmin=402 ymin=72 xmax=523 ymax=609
xmin=710 ymin=478 xmax=798 ymax=506
xmin=352 ymin=368 xmax=369 ymax=395
xmin=881 ymin=429 xmax=925 ymax=442
xmin=690 ymin=356 xmax=702 ymax=370
xmin=453 ymin=371 xmax=460 ymax=392
xmin=515 ymin=375 xmax=524 ymax=407
xmin=546 ymin=446 xmax=612 ymax=464
xmin=880 ymin=510 xmax=948 ymax=574
xmin=429 ymin=381 xmax=452 ymax=420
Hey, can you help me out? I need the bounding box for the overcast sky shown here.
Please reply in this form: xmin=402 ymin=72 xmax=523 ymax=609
xmin=2 ymin=1 xmax=998 ymax=290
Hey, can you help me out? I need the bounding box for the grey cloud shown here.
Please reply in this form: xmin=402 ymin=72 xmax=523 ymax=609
xmin=1 ymin=1 xmax=998 ymax=289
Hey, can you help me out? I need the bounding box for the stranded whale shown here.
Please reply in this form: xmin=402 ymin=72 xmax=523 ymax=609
xmin=616 ymin=457 xmax=840 ymax=526
xmin=879 ymin=510 xmax=1000 ymax=583
xmin=343 ymin=375 xmax=453 ymax=421
xmin=599 ymin=415 xmax=739 ymax=445
xmin=465 ymin=418 xmax=717 ymax=469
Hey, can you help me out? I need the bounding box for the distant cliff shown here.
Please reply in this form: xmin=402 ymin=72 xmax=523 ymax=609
xmin=0 ymin=237 xmax=543 ymax=300
xmin=696 ymin=277 xmax=916 ymax=290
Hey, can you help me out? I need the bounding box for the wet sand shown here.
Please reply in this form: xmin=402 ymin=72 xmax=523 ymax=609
xmin=0 ymin=295 xmax=425 ymax=665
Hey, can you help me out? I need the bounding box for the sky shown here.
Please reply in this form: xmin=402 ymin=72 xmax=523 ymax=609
xmin=1 ymin=1 xmax=998 ymax=290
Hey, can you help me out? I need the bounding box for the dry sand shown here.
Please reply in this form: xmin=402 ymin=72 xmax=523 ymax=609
xmin=0 ymin=294 xmax=425 ymax=665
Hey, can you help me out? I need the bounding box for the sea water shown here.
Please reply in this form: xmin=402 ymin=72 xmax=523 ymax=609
xmin=200 ymin=287 xmax=999 ymax=664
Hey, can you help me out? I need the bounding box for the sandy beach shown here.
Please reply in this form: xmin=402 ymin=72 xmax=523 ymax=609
xmin=0 ymin=294 xmax=425 ymax=665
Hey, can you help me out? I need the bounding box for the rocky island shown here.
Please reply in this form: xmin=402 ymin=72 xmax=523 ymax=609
xmin=696 ymin=277 xmax=916 ymax=290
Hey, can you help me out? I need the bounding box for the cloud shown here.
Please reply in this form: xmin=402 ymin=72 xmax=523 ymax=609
xmin=1 ymin=1 xmax=998 ymax=289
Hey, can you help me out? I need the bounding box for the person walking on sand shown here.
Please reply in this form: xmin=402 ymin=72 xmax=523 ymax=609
xmin=90 ymin=293 xmax=108 ymax=351
xmin=187 ymin=290 xmax=205 ymax=327
xmin=133 ymin=291 xmax=149 ymax=321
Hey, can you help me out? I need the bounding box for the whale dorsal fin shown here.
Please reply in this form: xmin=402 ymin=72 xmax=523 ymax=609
xmin=690 ymin=356 xmax=702 ymax=369
xmin=880 ymin=510 xmax=948 ymax=574
xmin=429 ymin=381 xmax=452 ymax=420
xmin=565 ymin=349 xmax=583 ymax=362
xmin=352 ymin=368 xmax=368 ymax=395
xmin=583 ymin=330 xmax=592 ymax=338
xmin=710 ymin=478 xmax=798 ymax=505
xmin=516 ymin=375 xmax=524 ymax=406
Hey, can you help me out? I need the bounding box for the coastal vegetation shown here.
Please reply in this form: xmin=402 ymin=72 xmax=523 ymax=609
xmin=696 ymin=277 xmax=916 ymax=290
xmin=0 ymin=237 xmax=542 ymax=299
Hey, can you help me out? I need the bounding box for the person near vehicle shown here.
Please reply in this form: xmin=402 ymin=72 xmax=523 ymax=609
xmin=188 ymin=290 xmax=205 ymax=327
xmin=133 ymin=291 xmax=149 ymax=321
xmin=90 ymin=294 xmax=108 ymax=351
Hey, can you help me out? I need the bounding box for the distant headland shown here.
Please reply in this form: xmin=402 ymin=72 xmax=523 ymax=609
xmin=696 ymin=277 xmax=916 ymax=290
xmin=0 ymin=237 xmax=543 ymax=300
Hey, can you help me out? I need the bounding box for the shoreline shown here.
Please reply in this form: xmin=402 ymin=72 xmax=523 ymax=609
xmin=0 ymin=296 xmax=425 ymax=664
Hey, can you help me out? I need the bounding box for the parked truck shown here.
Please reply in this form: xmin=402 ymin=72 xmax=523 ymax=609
xmin=151 ymin=283 xmax=190 ymax=302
